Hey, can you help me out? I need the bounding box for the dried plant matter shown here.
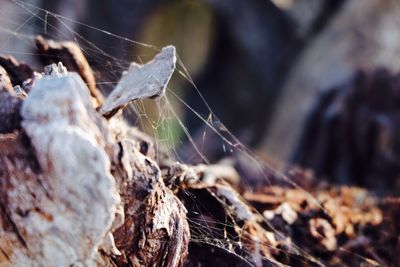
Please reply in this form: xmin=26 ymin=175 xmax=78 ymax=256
xmin=99 ymin=46 xmax=176 ymax=117
xmin=0 ymin=40 xmax=398 ymax=267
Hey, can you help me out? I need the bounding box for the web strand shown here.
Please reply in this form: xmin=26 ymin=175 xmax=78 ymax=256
xmin=0 ymin=1 xmax=382 ymax=266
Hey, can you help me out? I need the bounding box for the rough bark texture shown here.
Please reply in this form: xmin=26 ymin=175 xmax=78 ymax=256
xmin=0 ymin=90 xmax=22 ymax=134
xmin=0 ymin=67 xmax=12 ymax=92
xmin=0 ymin=47 xmax=190 ymax=267
xmin=3 ymin=68 xmax=119 ymax=266
xmin=35 ymin=35 xmax=103 ymax=107
xmin=0 ymin=39 xmax=399 ymax=267
xmin=0 ymin=56 xmax=33 ymax=87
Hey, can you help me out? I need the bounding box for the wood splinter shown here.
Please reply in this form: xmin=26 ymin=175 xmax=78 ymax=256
xmin=99 ymin=46 xmax=176 ymax=118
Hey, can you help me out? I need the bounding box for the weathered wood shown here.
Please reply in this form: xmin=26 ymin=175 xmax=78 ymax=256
xmin=0 ymin=49 xmax=190 ymax=267
xmin=0 ymin=65 xmax=120 ymax=267
xmin=0 ymin=56 xmax=33 ymax=87
xmin=111 ymin=141 xmax=189 ymax=266
xmin=35 ymin=35 xmax=104 ymax=107
xmin=99 ymin=46 xmax=176 ymax=118
xmin=263 ymin=0 xmax=400 ymax=162
xmin=0 ymin=67 xmax=22 ymax=134
xmin=0 ymin=39 xmax=398 ymax=267
xmin=292 ymin=68 xmax=400 ymax=194
xmin=0 ymin=66 xmax=12 ymax=92
xmin=0 ymin=90 xmax=22 ymax=134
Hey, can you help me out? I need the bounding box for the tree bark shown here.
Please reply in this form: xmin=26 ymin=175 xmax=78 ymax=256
xmin=0 ymin=38 xmax=398 ymax=267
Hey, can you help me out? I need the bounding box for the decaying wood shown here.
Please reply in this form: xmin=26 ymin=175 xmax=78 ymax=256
xmin=0 ymin=56 xmax=33 ymax=87
xmin=292 ymin=68 xmax=400 ymax=194
xmin=0 ymin=67 xmax=22 ymax=133
xmin=0 ymin=48 xmax=189 ymax=267
xmin=178 ymin=185 xmax=277 ymax=266
xmin=111 ymin=141 xmax=189 ymax=267
xmin=99 ymin=46 xmax=176 ymax=118
xmin=0 ymin=66 xmax=12 ymax=92
xmin=0 ymin=90 xmax=23 ymax=134
xmin=0 ymin=64 xmax=120 ymax=267
xmin=263 ymin=0 xmax=400 ymax=163
xmin=171 ymin=165 xmax=394 ymax=266
xmin=35 ymin=35 xmax=103 ymax=107
xmin=0 ymin=39 xmax=399 ymax=267
xmin=243 ymin=184 xmax=391 ymax=266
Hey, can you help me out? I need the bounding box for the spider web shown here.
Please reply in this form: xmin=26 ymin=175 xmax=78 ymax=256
xmin=0 ymin=1 xmax=381 ymax=266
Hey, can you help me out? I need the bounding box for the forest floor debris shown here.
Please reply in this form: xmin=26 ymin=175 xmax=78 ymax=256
xmin=0 ymin=37 xmax=398 ymax=267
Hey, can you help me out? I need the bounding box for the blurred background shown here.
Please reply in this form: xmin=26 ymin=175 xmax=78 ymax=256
xmin=1 ymin=0 xmax=400 ymax=195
